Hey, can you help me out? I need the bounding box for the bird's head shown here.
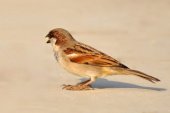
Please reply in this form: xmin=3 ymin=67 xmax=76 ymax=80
xmin=45 ymin=28 xmax=75 ymax=46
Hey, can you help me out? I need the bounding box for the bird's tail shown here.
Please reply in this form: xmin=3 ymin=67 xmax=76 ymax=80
xmin=119 ymin=68 xmax=160 ymax=83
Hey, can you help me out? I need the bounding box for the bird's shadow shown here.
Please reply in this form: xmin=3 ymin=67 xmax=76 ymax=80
xmin=80 ymin=78 xmax=166 ymax=91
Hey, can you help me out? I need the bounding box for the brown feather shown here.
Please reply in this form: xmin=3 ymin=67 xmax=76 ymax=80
xmin=120 ymin=69 xmax=160 ymax=83
xmin=64 ymin=43 xmax=128 ymax=68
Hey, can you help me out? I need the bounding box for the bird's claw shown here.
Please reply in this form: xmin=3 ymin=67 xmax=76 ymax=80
xmin=62 ymin=84 xmax=93 ymax=91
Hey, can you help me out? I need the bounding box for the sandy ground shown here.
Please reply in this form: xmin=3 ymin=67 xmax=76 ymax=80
xmin=0 ymin=0 xmax=170 ymax=113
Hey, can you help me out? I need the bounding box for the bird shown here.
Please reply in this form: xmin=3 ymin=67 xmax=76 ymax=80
xmin=45 ymin=28 xmax=160 ymax=90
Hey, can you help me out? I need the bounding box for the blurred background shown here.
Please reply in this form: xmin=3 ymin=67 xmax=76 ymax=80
xmin=0 ymin=0 xmax=170 ymax=113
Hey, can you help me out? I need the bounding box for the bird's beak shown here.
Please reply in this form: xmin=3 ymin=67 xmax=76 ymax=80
xmin=45 ymin=34 xmax=51 ymax=43
xmin=46 ymin=38 xmax=51 ymax=43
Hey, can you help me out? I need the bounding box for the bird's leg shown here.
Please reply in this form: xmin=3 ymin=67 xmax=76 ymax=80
xmin=77 ymin=79 xmax=91 ymax=86
xmin=62 ymin=77 xmax=96 ymax=91
xmin=62 ymin=79 xmax=91 ymax=89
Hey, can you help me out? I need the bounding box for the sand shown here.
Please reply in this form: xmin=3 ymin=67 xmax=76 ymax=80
xmin=0 ymin=0 xmax=170 ymax=113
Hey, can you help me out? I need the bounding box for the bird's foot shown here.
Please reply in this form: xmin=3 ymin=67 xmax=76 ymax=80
xmin=62 ymin=84 xmax=93 ymax=91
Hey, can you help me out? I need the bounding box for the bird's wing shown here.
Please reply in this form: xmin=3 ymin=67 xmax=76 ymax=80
xmin=64 ymin=43 xmax=128 ymax=68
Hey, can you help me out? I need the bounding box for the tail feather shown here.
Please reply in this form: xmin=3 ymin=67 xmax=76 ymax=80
xmin=121 ymin=69 xmax=160 ymax=83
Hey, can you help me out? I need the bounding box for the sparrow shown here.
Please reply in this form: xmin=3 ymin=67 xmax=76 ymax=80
xmin=45 ymin=28 xmax=160 ymax=90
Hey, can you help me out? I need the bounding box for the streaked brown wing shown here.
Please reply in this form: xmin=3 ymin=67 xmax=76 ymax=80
xmin=69 ymin=54 xmax=128 ymax=68
xmin=64 ymin=43 xmax=128 ymax=68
